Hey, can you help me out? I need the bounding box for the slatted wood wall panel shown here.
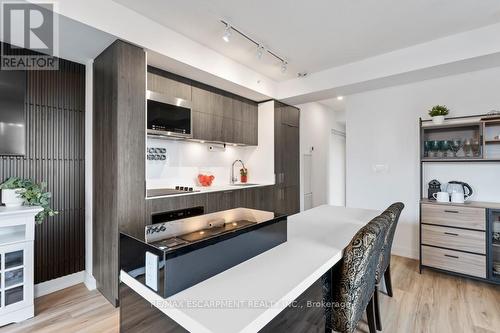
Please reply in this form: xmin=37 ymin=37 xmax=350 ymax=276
xmin=0 ymin=58 xmax=85 ymax=283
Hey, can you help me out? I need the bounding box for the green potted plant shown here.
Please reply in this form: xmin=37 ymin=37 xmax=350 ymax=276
xmin=0 ymin=177 xmax=58 ymax=223
xmin=240 ymin=168 xmax=248 ymax=183
xmin=428 ymin=105 xmax=449 ymax=124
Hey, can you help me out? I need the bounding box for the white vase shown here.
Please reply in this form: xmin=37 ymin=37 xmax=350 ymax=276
xmin=432 ymin=115 xmax=445 ymax=125
xmin=1 ymin=189 xmax=25 ymax=207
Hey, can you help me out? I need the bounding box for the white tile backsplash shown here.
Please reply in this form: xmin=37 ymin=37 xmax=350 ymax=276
xmin=146 ymin=138 xmax=256 ymax=188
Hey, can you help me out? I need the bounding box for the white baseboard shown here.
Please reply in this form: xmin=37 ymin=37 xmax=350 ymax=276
xmin=392 ymin=246 xmax=419 ymax=260
xmin=34 ymin=271 xmax=85 ymax=298
xmin=84 ymin=272 xmax=97 ymax=290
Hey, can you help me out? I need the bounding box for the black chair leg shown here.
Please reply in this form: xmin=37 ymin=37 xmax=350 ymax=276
xmin=384 ymin=264 xmax=393 ymax=297
xmin=374 ymin=286 xmax=382 ymax=331
xmin=366 ymin=295 xmax=377 ymax=333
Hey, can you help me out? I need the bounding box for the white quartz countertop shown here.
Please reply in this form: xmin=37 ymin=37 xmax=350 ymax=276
xmin=146 ymin=183 xmax=275 ymax=199
xmin=121 ymin=205 xmax=380 ymax=333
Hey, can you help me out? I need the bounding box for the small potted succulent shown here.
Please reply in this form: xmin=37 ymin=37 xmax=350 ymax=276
xmin=0 ymin=177 xmax=58 ymax=223
xmin=240 ymin=168 xmax=248 ymax=183
xmin=428 ymin=105 xmax=449 ymax=125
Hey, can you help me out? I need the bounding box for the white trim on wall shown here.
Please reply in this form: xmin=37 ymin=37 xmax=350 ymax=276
xmin=84 ymin=60 xmax=95 ymax=290
xmin=34 ymin=271 xmax=86 ymax=298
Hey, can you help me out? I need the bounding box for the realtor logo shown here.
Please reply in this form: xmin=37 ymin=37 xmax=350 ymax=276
xmin=1 ymin=1 xmax=58 ymax=70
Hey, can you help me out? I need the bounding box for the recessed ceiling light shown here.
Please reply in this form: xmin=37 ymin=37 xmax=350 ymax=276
xmin=200 ymin=140 xmax=205 ymax=143
xmin=337 ymin=96 xmax=344 ymax=101
xmin=256 ymin=44 xmax=265 ymax=59
xmin=281 ymin=60 xmax=288 ymax=73
xmin=222 ymin=25 xmax=232 ymax=42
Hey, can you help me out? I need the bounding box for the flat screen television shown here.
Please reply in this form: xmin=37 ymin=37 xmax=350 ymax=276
xmin=0 ymin=70 xmax=26 ymax=156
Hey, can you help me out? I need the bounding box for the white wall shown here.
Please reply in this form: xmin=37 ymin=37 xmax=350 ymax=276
xmin=296 ymin=102 xmax=345 ymax=210
xmin=83 ymin=61 xmax=96 ymax=290
xmin=346 ymin=66 xmax=500 ymax=259
xmin=329 ymin=129 xmax=346 ymax=206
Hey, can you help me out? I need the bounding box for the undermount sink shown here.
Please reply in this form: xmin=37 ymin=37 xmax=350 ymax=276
xmin=230 ymin=183 xmax=259 ymax=186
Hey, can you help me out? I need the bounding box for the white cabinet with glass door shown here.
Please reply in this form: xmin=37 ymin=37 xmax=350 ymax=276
xmin=0 ymin=206 xmax=41 ymax=326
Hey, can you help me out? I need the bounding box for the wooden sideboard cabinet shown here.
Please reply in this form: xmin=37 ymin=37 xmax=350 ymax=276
xmin=420 ymin=200 xmax=500 ymax=283
xmin=0 ymin=206 xmax=42 ymax=326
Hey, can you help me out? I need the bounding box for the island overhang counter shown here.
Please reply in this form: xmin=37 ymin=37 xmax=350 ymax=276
xmin=119 ymin=205 xmax=380 ymax=333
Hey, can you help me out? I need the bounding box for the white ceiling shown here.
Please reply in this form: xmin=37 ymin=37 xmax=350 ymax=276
xmin=57 ymin=14 xmax=116 ymax=64
xmin=113 ymin=0 xmax=500 ymax=81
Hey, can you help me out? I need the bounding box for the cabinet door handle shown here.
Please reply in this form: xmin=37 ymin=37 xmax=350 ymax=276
xmin=444 ymin=254 xmax=459 ymax=259
xmin=444 ymin=232 xmax=459 ymax=236
xmin=444 ymin=210 xmax=459 ymax=214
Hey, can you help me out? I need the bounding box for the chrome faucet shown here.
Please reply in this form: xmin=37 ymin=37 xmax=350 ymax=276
xmin=231 ymin=159 xmax=246 ymax=184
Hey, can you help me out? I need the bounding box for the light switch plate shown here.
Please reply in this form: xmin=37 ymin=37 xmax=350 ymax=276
xmin=372 ymin=164 xmax=389 ymax=173
xmin=145 ymin=251 xmax=158 ymax=291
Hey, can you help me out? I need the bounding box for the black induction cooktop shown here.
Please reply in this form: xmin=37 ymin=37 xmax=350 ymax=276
xmin=177 ymin=220 xmax=256 ymax=243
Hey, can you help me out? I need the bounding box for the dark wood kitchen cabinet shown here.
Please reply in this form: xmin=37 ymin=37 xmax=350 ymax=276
xmin=147 ymin=72 xmax=191 ymax=101
xmin=191 ymin=85 xmax=258 ymax=145
xmin=244 ymin=186 xmax=275 ymax=211
xmin=93 ymin=40 xmax=146 ymax=306
xmin=274 ymin=101 xmax=300 ymax=215
xmin=206 ymin=190 xmax=239 ymax=213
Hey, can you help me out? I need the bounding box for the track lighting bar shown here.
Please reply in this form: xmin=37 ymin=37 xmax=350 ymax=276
xmin=220 ymin=20 xmax=287 ymax=65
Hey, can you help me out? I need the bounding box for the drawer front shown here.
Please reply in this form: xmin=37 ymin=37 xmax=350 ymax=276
xmin=421 ymin=224 xmax=486 ymax=254
xmin=421 ymin=204 xmax=485 ymax=230
xmin=422 ymin=245 xmax=486 ymax=278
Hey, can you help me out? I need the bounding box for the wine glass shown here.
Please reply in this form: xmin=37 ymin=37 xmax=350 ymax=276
xmin=449 ymin=140 xmax=461 ymax=157
xmin=463 ymin=138 xmax=472 ymax=157
xmin=471 ymin=138 xmax=481 ymax=157
xmin=423 ymin=141 xmax=431 ymax=158
xmin=439 ymin=140 xmax=451 ymax=158
xmin=429 ymin=140 xmax=440 ymax=158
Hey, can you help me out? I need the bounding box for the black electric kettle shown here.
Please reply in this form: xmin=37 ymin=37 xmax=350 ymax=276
xmin=446 ymin=181 xmax=473 ymax=202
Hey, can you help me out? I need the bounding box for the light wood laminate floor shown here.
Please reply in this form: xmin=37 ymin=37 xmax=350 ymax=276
xmin=1 ymin=256 xmax=499 ymax=333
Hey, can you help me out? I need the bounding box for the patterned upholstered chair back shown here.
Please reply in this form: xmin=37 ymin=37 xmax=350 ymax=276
xmin=330 ymin=215 xmax=391 ymax=333
xmin=376 ymin=202 xmax=404 ymax=283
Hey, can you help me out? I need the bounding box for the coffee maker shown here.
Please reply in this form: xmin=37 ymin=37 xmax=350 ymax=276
xmin=428 ymin=179 xmax=441 ymax=200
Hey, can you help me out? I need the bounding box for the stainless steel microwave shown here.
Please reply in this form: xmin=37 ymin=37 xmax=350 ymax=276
xmin=146 ymin=90 xmax=192 ymax=139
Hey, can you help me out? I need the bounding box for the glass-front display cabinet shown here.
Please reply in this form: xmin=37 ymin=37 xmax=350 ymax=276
xmin=420 ymin=114 xmax=500 ymax=162
xmin=490 ymin=210 xmax=500 ymax=283
xmin=0 ymin=206 xmax=39 ymax=326
xmin=421 ymin=122 xmax=483 ymax=161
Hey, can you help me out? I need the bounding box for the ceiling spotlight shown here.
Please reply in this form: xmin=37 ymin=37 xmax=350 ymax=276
xmin=281 ymin=60 xmax=288 ymax=73
xmin=256 ymin=44 xmax=265 ymax=59
xmin=337 ymin=96 xmax=344 ymax=101
xmin=222 ymin=24 xmax=232 ymax=42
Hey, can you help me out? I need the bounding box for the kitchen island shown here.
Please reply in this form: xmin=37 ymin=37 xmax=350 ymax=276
xmin=119 ymin=205 xmax=380 ymax=332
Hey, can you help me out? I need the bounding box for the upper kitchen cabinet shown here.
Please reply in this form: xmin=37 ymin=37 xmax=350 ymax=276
xmin=147 ymin=69 xmax=192 ymax=101
xmin=191 ymin=84 xmax=258 ymax=145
